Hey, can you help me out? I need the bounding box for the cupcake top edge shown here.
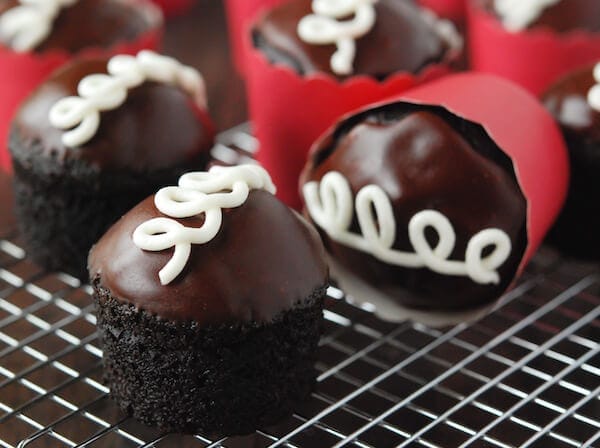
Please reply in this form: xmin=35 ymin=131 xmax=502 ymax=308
xmin=0 ymin=0 xmax=162 ymax=54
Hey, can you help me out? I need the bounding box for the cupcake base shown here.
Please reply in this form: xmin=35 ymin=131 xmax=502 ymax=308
xmin=92 ymin=278 xmax=326 ymax=435
xmin=10 ymin=130 xmax=209 ymax=280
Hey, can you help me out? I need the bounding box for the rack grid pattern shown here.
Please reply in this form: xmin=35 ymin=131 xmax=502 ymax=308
xmin=0 ymin=127 xmax=598 ymax=448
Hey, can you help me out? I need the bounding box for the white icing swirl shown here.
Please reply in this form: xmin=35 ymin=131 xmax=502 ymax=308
xmin=588 ymin=63 xmax=600 ymax=113
xmin=303 ymin=171 xmax=513 ymax=285
xmin=297 ymin=0 xmax=377 ymax=75
xmin=0 ymin=0 xmax=78 ymax=52
xmin=49 ymin=50 xmax=207 ymax=148
xmin=133 ymin=165 xmax=277 ymax=286
xmin=493 ymin=0 xmax=561 ymax=32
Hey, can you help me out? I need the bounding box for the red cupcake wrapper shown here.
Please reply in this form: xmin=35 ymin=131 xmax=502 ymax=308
xmin=151 ymin=0 xmax=195 ymax=18
xmin=0 ymin=1 xmax=163 ymax=173
xmin=313 ymin=73 xmax=569 ymax=276
xmin=468 ymin=1 xmax=600 ymax=95
xmin=245 ymin=45 xmax=457 ymax=209
xmin=418 ymin=0 xmax=465 ymax=24
xmin=224 ymin=0 xmax=285 ymax=75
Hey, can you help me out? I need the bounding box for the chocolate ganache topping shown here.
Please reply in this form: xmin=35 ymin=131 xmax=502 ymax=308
xmin=11 ymin=56 xmax=214 ymax=172
xmin=253 ymin=0 xmax=460 ymax=79
xmin=301 ymin=105 xmax=528 ymax=310
xmin=0 ymin=0 xmax=160 ymax=53
xmin=88 ymin=189 xmax=329 ymax=324
xmin=482 ymin=0 xmax=600 ymax=33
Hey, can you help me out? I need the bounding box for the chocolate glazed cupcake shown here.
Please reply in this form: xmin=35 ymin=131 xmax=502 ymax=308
xmin=253 ymin=0 xmax=461 ymax=79
xmin=89 ymin=164 xmax=329 ymax=435
xmin=543 ymin=63 xmax=600 ymax=258
xmin=301 ymin=104 xmax=528 ymax=310
xmin=10 ymin=51 xmax=214 ymax=280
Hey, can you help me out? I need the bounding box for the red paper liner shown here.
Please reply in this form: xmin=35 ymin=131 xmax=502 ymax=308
xmin=309 ymin=73 xmax=568 ymax=278
xmin=418 ymin=0 xmax=465 ymax=24
xmin=0 ymin=1 xmax=163 ymax=173
xmin=245 ymin=46 xmax=456 ymax=209
xmin=151 ymin=0 xmax=195 ymax=18
xmin=224 ymin=0 xmax=286 ymax=75
xmin=468 ymin=1 xmax=600 ymax=95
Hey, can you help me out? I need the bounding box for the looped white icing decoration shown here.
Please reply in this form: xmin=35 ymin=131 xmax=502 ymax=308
xmin=133 ymin=165 xmax=276 ymax=286
xmin=297 ymin=0 xmax=377 ymax=75
xmin=588 ymin=63 xmax=600 ymax=113
xmin=0 ymin=0 xmax=77 ymax=52
xmin=303 ymin=171 xmax=512 ymax=285
xmin=493 ymin=0 xmax=561 ymax=32
xmin=49 ymin=50 xmax=207 ymax=148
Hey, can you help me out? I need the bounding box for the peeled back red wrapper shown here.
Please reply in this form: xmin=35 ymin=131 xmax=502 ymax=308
xmin=245 ymin=44 xmax=456 ymax=209
xmin=350 ymin=73 xmax=569 ymax=273
xmin=418 ymin=0 xmax=465 ymax=24
xmin=151 ymin=0 xmax=195 ymax=18
xmin=0 ymin=4 xmax=163 ymax=173
xmin=468 ymin=0 xmax=600 ymax=95
xmin=224 ymin=0 xmax=285 ymax=75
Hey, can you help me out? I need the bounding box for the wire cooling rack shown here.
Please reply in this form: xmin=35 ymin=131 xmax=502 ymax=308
xmin=0 ymin=126 xmax=599 ymax=448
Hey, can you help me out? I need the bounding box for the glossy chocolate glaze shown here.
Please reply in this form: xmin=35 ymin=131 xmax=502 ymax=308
xmin=544 ymin=65 xmax=600 ymax=139
xmin=543 ymin=64 xmax=600 ymax=258
xmin=11 ymin=57 xmax=214 ymax=172
xmin=253 ymin=0 xmax=455 ymax=79
xmin=302 ymin=107 xmax=528 ymax=310
xmin=481 ymin=0 xmax=600 ymax=33
xmin=0 ymin=0 xmax=160 ymax=53
xmin=88 ymin=190 xmax=329 ymax=324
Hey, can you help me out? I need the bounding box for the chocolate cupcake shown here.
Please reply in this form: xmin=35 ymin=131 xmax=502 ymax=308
xmin=89 ymin=164 xmax=328 ymax=435
xmin=246 ymin=0 xmax=462 ymax=208
xmin=469 ymin=0 xmax=600 ymax=95
xmin=543 ymin=63 xmax=600 ymax=258
xmin=0 ymin=0 xmax=162 ymax=171
xmin=301 ymin=103 xmax=528 ymax=310
xmin=253 ymin=0 xmax=461 ymax=79
xmin=10 ymin=50 xmax=214 ymax=280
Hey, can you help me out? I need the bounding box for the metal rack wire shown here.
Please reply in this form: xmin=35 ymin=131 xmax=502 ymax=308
xmin=0 ymin=126 xmax=598 ymax=448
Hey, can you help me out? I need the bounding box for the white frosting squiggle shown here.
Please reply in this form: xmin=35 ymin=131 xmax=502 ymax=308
xmin=588 ymin=63 xmax=600 ymax=113
xmin=493 ymin=0 xmax=561 ymax=32
xmin=133 ymin=165 xmax=276 ymax=286
xmin=303 ymin=171 xmax=512 ymax=285
xmin=297 ymin=0 xmax=377 ymax=75
xmin=49 ymin=50 xmax=207 ymax=148
xmin=0 ymin=0 xmax=78 ymax=52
